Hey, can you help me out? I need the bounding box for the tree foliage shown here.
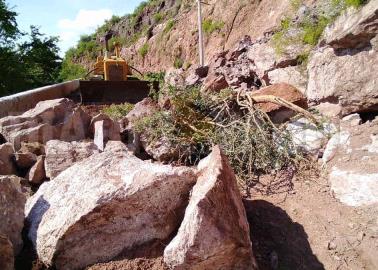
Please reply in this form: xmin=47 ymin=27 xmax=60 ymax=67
xmin=0 ymin=0 xmax=61 ymax=97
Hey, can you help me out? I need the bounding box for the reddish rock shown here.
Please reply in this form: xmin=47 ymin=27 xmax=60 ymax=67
xmin=45 ymin=140 xmax=99 ymax=179
xmin=202 ymin=74 xmax=229 ymax=93
xmin=164 ymin=146 xmax=256 ymax=270
xmin=14 ymin=152 xmax=37 ymax=170
xmin=0 ymin=143 xmax=16 ymax=175
xmin=27 ymin=156 xmax=46 ymax=185
xmin=252 ymin=83 xmax=308 ymax=123
xmin=0 ymin=175 xmax=26 ymax=255
xmin=0 ymin=234 xmax=14 ymax=270
xmin=0 ymin=99 xmax=91 ymax=150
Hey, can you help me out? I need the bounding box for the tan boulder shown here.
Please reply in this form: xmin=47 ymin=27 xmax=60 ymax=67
xmin=45 ymin=140 xmax=99 ymax=179
xmin=0 ymin=98 xmax=90 ymax=150
xmin=0 ymin=175 xmax=27 ymax=255
xmin=0 ymin=234 xmax=14 ymax=270
xmin=25 ymin=141 xmax=196 ymax=270
xmin=164 ymin=146 xmax=256 ymax=270
xmin=252 ymin=83 xmax=308 ymax=123
xmin=27 ymin=156 xmax=46 ymax=185
xmin=0 ymin=143 xmax=16 ymax=175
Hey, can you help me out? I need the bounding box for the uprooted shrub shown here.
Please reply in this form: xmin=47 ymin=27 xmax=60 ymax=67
xmin=134 ymin=86 xmax=317 ymax=193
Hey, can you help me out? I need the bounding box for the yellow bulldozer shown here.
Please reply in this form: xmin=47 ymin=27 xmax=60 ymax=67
xmin=80 ymin=31 xmax=150 ymax=104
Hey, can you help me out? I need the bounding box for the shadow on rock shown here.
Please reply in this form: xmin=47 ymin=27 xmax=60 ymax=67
xmin=244 ymin=199 xmax=324 ymax=270
xmin=16 ymin=196 xmax=50 ymax=270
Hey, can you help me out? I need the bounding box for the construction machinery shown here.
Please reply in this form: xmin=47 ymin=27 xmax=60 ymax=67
xmin=79 ymin=31 xmax=151 ymax=104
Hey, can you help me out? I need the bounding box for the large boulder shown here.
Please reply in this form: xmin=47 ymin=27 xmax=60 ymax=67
xmin=307 ymin=1 xmax=378 ymax=115
xmin=286 ymin=118 xmax=336 ymax=155
xmin=251 ymin=83 xmax=308 ymax=123
xmin=0 ymin=143 xmax=16 ymax=175
xmin=45 ymin=140 xmax=99 ymax=179
xmin=322 ymin=0 xmax=378 ymax=49
xmin=0 ymin=175 xmax=27 ymax=255
xmin=0 ymin=98 xmax=91 ymax=150
xmin=164 ymin=146 xmax=256 ymax=270
xmin=323 ymin=120 xmax=378 ymax=206
xmin=25 ymin=141 xmax=197 ymax=270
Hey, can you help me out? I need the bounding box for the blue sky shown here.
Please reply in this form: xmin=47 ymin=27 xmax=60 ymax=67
xmin=7 ymin=0 xmax=144 ymax=56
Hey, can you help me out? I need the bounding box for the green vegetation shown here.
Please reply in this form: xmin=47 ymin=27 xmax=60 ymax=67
xmin=202 ymin=19 xmax=224 ymax=35
xmin=302 ymin=16 xmax=331 ymax=45
xmin=139 ymin=43 xmax=149 ymax=58
xmin=0 ymin=0 xmax=61 ymax=96
xmin=153 ymin=12 xmax=163 ymax=23
xmin=102 ymin=103 xmax=135 ymax=120
xmin=164 ymin=19 xmax=175 ymax=34
xmin=134 ymin=86 xmax=307 ymax=188
xmin=272 ymin=0 xmax=368 ymax=60
xmin=173 ymin=57 xmax=184 ymax=69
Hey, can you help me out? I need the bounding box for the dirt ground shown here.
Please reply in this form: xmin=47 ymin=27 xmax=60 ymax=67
xmin=246 ymin=170 xmax=378 ymax=270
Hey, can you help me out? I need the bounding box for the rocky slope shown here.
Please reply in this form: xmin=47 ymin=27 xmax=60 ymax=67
xmin=72 ymin=0 xmax=315 ymax=72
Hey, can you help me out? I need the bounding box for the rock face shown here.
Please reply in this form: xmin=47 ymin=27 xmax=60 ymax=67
xmin=45 ymin=140 xmax=99 ymax=179
xmin=323 ymin=120 xmax=378 ymax=206
xmin=25 ymin=141 xmax=197 ymax=270
xmin=252 ymin=83 xmax=308 ymax=123
xmin=164 ymin=146 xmax=256 ymax=270
xmin=0 ymin=143 xmax=16 ymax=175
xmin=0 ymin=99 xmax=91 ymax=150
xmin=307 ymin=1 xmax=378 ymax=115
xmin=0 ymin=176 xmax=27 ymax=255
xmin=0 ymin=234 xmax=14 ymax=270
xmin=323 ymin=0 xmax=378 ymax=50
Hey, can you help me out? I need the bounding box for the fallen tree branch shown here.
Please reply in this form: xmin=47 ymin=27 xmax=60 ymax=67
xmin=247 ymin=94 xmax=318 ymax=124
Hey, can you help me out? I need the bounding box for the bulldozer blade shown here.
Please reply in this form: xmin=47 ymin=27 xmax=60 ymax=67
xmin=79 ymin=80 xmax=151 ymax=104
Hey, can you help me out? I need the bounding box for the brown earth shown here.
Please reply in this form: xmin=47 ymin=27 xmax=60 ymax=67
xmin=246 ymin=169 xmax=378 ymax=270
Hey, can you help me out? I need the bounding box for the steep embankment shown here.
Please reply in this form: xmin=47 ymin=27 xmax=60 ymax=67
xmin=66 ymin=0 xmax=305 ymax=74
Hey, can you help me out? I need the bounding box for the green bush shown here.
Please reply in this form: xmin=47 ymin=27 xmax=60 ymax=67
xmin=202 ymin=19 xmax=224 ymax=35
xmin=59 ymin=59 xmax=86 ymax=81
xmin=139 ymin=43 xmax=149 ymax=58
xmin=164 ymin=19 xmax=175 ymax=34
xmin=102 ymin=103 xmax=134 ymax=120
xmin=173 ymin=57 xmax=184 ymax=69
xmin=302 ymin=16 xmax=331 ymax=45
xmin=153 ymin=12 xmax=163 ymax=23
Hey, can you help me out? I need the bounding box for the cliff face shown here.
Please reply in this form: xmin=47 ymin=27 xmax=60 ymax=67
xmin=118 ymin=0 xmax=294 ymax=72
xmin=75 ymin=0 xmax=300 ymax=73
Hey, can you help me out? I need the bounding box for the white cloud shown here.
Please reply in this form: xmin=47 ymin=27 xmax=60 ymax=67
xmin=57 ymin=9 xmax=113 ymax=55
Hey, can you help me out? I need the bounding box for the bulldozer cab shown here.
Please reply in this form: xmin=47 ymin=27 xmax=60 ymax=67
xmin=93 ymin=31 xmax=131 ymax=81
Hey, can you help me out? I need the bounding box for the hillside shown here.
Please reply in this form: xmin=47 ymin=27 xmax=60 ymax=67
xmin=63 ymin=0 xmax=301 ymax=75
